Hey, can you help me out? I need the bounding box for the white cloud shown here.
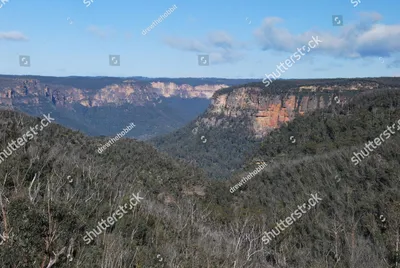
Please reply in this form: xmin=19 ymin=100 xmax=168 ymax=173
xmin=207 ymin=31 xmax=234 ymax=49
xmin=0 ymin=31 xmax=28 ymax=41
xmin=254 ymin=12 xmax=400 ymax=58
xmin=163 ymin=31 xmax=246 ymax=64
xmin=209 ymin=50 xmax=245 ymax=64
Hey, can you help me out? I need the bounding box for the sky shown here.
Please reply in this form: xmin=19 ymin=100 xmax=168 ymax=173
xmin=0 ymin=0 xmax=399 ymax=79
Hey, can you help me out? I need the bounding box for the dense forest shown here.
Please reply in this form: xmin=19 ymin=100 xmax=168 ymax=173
xmin=0 ymin=86 xmax=399 ymax=267
xmin=151 ymin=78 xmax=397 ymax=179
xmin=215 ymin=77 xmax=400 ymax=97
xmin=150 ymin=112 xmax=261 ymax=179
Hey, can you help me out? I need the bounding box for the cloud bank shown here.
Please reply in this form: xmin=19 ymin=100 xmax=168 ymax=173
xmin=164 ymin=12 xmax=400 ymax=65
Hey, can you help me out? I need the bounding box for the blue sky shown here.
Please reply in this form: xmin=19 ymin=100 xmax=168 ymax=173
xmin=0 ymin=0 xmax=399 ymax=79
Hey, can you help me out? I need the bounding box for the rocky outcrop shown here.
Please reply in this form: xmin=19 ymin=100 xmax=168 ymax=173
xmin=151 ymin=82 xmax=226 ymax=98
xmin=0 ymin=78 xmax=228 ymax=108
xmin=203 ymin=81 xmax=381 ymax=138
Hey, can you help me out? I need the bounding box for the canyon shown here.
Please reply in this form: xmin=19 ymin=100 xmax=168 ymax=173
xmin=0 ymin=77 xmax=229 ymax=108
xmin=0 ymin=75 xmax=256 ymax=139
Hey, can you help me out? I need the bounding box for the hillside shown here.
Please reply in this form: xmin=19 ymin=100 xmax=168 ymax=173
xmin=217 ymin=87 xmax=400 ymax=267
xmin=0 ymin=87 xmax=399 ymax=267
xmin=151 ymin=77 xmax=400 ymax=178
xmin=0 ymin=110 xmax=211 ymax=267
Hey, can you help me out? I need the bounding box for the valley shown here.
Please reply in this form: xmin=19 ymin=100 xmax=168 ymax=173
xmin=0 ymin=81 xmax=399 ymax=267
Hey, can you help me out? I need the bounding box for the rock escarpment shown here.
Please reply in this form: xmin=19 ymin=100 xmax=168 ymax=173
xmin=0 ymin=78 xmax=228 ymax=108
xmin=203 ymin=81 xmax=382 ymax=138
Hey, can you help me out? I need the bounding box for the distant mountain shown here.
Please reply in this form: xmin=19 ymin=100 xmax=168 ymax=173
xmin=150 ymin=77 xmax=400 ymax=178
xmin=0 ymin=75 xmax=258 ymax=139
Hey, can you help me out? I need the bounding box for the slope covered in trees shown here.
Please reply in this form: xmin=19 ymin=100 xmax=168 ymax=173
xmin=150 ymin=78 xmax=398 ymax=179
xmin=0 ymin=87 xmax=399 ymax=267
xmin=220 ymin=88 xmax=400 ymax=267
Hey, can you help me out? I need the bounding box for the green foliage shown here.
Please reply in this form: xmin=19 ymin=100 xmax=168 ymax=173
xmin=0 ymin=83 xmax=400 ymax=267
xmin=150 ymin=114 xmax=260 ymax=179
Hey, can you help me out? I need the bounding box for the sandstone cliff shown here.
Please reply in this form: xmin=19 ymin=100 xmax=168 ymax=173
xmin=0 ymin=78 xmax=228 ymax=108
xmin=202 ymin=81 xmax=382 ymax=138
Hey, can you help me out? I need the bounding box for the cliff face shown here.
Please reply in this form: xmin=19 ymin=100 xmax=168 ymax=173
xmin=150 ymin=82 xmax=224 ymax=99
xmin=203 ymin=81 xmax=381 ymax=138
xmin=0 ymin=78 xmax=228 ymax=108
xmin=0 ymin=79 xmax=42 ymax=106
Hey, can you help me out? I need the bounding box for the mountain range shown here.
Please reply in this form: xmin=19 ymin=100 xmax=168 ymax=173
xmin=0 ymin=75 xmax=258 ymax=139
xmin=151 ymin=77 xmax=400 ymax=178
xmin=0 ymin=76 xmax=399 ymax=267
